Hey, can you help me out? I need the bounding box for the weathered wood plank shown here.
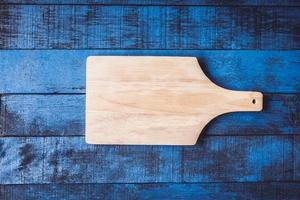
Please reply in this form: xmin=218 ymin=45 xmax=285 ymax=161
xmin=1 ymin=182 xmax=300 ymax=200
xmin=0 ymin=50 xmax=299 ymax=93
xmin=0 ymin=95 xmax=85 ymax=136
xmin=0 ymin=135 xmax=298 ymax=184
xmin=1 ymin=94 xmax=299 ymax=137
xmin=183 ymin=136 xmax=295 ymax=182
xmin=0 ymin=137 xmax=182 ymax=184
xmin=1 ymin=6 xmax=299 ymax=49
xmin=1 ymin=0 xmax=300 ymax=6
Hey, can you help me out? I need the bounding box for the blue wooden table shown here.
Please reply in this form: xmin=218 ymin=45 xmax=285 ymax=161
xmin=0 ymin=0 xmax=300 ymax=199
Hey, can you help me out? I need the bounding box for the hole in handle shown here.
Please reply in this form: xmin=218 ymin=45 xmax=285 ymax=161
xmin=252 ymin=99 xmax=256 ymax=104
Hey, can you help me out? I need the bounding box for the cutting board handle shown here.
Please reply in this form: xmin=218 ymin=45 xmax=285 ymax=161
xmin=216 ymin=90 xmax=263 ymax=112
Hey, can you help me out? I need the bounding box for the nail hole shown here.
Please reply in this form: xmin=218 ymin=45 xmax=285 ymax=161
xmin=252 ymin=99 xmax=256 ymax=104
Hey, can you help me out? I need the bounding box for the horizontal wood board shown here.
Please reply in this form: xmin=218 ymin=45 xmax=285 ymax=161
xmin=1 ymin=0 xmax=300 ymax=6
xmin=1 ymin=183 xmax=300 ymax=200
xmin=0 ymin=5 xmax=300 ymax=49
xmin=0 ymin=135 xmax=299 ymax=184
xmin=0 ymin=50 xmax=299 ymax=93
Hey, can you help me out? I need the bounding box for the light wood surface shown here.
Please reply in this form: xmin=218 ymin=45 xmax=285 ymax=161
xmin=86 ymin=56 xmax=263 ymax=145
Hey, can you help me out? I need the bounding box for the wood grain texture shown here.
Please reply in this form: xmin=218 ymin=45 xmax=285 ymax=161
xmin=0 ymin=95 xmax=85 ymax=136
xmin=1 ymin=183 xmax=300 ymax=200
xmin=1 ymin=94 xmax=299 ymax=137
xmin=0 ymin=135 xmax=298 ymax=184
xmin=0 ymin=5 xmax=300 ymax=49
xmin=1 ymin=0 xmax=300 ymax=6
xmin=0 ymin=50 xmax=299 ymax=93
xmin=86 ymin=56 xmax=262 ymax=145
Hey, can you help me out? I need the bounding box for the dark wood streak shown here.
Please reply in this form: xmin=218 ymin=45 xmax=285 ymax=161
xmin=0 ymin=140 xmax=6 ymax=159
xmin=1 ymin=0 xmax=300 ymax=6
xmin=0 ymin=5 xmax=19 ymax=48
xmin=18 ymin=144 xmax=36 ymax=171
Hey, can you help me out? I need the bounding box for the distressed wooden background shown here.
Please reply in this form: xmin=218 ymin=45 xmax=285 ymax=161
xmin=0 ymin=0 xmax=300 ymax=199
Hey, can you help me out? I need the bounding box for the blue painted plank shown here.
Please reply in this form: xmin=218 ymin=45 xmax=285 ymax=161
xmin=0 ymin=5 xmax=299 ymax=49
xmin=0 ymin=50 xmax=299 ymax=93
xmin=1 ymin=183 xmax=300 ymax=200
xmin=1 ymin=0 xmax=299 ymax=6
xmin=183 ymin=136 xmax=295 ymax=182
xmin=0 ymin=137 xmax=182 ymax=184
xmin=1 ymin=94 xmax=299 ymax=137
xmin=0 ymin=135 xmax=297 ymax=184
xmin=0 ymin=95 xmax=85 ymax=136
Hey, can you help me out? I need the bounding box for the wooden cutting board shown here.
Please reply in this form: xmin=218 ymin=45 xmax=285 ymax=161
xmin=86 ymin=56 xmax=263 ymax=145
